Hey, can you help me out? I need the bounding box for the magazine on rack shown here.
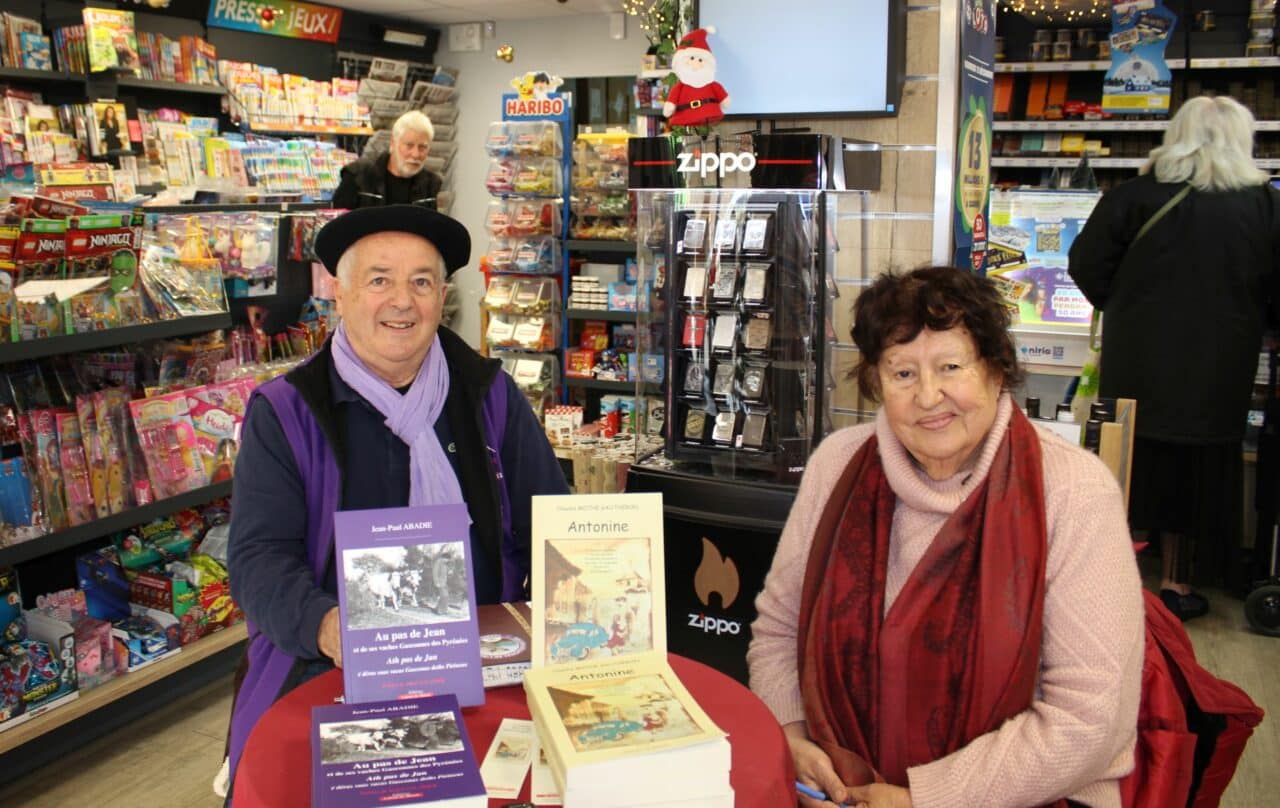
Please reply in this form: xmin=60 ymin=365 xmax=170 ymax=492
xmin=530 ymin=493 xmax=666 ymax=668
xmin=312 ymin=693 xmax=486 ymax=808
xmin=334 ymin=504 xmax=483 ymax=707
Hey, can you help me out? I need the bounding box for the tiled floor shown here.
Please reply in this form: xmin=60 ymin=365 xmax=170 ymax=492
xmin=0 ymin=588 xmax=1276 ymax=807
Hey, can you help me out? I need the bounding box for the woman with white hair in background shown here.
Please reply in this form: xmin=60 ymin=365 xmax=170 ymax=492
xmin=332 ymin=109 xmax=442 ymax=209
xmin=1069 ymin=95 xmax=1280 ymax=620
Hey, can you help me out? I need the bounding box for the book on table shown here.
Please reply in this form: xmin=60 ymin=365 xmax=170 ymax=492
xmin=530 ymin=492 xmax=667 ymax=668
xmin=312 ymin=693 xmax=486 ymax=808
xmin=334 ymin=504 xmax=483 ymax=707
xmin=524 ymin=650 xmax=731 ymax=807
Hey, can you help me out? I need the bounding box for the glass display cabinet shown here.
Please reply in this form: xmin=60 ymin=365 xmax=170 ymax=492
xmin=631 ymin=187 xmax=837 ymax=484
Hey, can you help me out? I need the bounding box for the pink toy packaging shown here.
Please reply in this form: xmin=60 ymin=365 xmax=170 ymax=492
xmin=185 ymin=379 xmax=254 ymax=477
xmin=56 ymin=412 xmax=96 ymax=526
xmin=33 ymin=588 xmax=116 ymax=690
xmin=75 ymin=395 xmax=111 ymax=519
xmin=128 ymin=391 xmax=209 ymax=500
xmin=29 ymin=409 xmax=70 ymax=530
xmin=92 ymin=387 xmax=134 ymax=514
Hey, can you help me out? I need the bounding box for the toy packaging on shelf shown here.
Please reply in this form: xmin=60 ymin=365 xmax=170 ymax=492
xmin=32 ymin=588 xmax=116 ymax=690
xmin=127 ymin=391 xmax=209 ymax=501
xmin=0 ymin=569 xmax=79 ymax=732
xmin=112 ymin=604 xmax=180 ymax=671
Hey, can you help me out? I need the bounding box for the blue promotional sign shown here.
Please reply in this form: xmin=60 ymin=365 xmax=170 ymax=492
xmin=953 ymin=0 xmax=997 ymax=272
xmin=1103 ymin=1 xmax=1177 ymax=115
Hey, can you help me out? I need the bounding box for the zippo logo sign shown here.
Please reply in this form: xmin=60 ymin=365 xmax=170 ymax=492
xmin=677 ymin=149 xmax=756 ymax=179
xmin=687 ymin=537 xmax=744 ymax=636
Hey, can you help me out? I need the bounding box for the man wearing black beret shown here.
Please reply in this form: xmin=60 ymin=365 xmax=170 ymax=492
xmin=224 ymin=205 xmax=567 ymax=790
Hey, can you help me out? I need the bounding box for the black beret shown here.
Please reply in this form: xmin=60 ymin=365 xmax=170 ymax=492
xmin=314 ymin=204 xmax=471 ymax=277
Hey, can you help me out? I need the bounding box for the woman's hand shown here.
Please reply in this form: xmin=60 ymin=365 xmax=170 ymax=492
xmin=784 ymin=721 xmax=849 ymax=807
xmin=846 ymin=783 xmax=912 ymax=808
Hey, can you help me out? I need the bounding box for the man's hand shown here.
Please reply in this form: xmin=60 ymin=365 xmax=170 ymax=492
xmin=846 ymin=783 xmax=912 ymax=808
xmin=317 ymin=606 xmax=343 ymax=667
xmin=785 ymin=721 xmax=849 ymax=807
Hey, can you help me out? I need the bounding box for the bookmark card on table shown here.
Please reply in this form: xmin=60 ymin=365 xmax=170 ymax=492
xmin=531 ymin=736 xmax=563 ymax=805
xmin=530 ymin=493 xmax=666 ymax=667
xmin=311 ymin=693 xmax=486 ymax=808
xmin=479 ymin=717 xmax=535 ymax=799
xmin=335 ymin=504 xmax=483 ymax=707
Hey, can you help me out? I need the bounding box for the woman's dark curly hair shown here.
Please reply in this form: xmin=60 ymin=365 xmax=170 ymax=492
xmin=851 ymin=266 xmax=1024 ymax=403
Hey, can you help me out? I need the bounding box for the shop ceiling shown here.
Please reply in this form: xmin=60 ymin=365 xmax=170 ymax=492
xmin=319 ymin=0 xmax=621 ymax=25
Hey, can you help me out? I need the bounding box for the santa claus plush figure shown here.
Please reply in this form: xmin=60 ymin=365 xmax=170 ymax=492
xmin=663 ymin=27 xmax=730 ymax=128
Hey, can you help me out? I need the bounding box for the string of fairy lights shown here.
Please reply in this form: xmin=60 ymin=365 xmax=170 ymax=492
xmin=619 ymin=0 xmax=680 ymax=43
xmin=1002 ymin=1 xmax=1112 ymax=23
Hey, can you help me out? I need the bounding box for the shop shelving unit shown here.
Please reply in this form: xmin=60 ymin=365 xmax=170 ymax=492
xmin=0 ymin=623 xmax=246 ymax=756
xmin=992 ymin=11 xmax=1280 ymax=189
xmin=0 ymin=314 xmax=233 ymax=364
xmin=0 ymin=482 xmax=234 ymax=567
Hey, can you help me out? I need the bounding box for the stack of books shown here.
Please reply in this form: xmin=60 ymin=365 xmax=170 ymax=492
xmin=524 ymin=493 xmax=733 ymax=807
xmin=312 ymin=503 xmax=490 ymax=807
xmin=525 ymin=651 xmax=732 ymax=807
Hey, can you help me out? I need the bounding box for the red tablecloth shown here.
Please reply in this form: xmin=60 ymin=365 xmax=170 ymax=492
xmin=233 ymin=654 xmax=794 ymax=807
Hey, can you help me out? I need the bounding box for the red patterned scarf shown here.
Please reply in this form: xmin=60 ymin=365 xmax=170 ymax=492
xmin=798 ymin=406 xmax=1050 ymax=787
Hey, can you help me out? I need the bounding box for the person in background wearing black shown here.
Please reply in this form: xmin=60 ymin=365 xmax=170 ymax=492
xmin=1069 ymin=95 xmax=1280 ymax=620
xmin=331 ymin=110 xmax=442 ymax=209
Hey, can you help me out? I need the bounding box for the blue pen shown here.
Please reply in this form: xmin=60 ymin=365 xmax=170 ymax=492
xmin=796 ymin=780 xmax=850 ymax=807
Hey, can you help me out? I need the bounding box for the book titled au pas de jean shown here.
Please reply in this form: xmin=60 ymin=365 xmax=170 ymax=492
xmin=334 ymin=504 xmax=483 ymax=707
xmin=312 ymin=693 xmax=486 ymax=808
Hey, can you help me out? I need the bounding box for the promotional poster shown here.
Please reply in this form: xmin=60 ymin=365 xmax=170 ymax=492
xmin=953 ymin=0 xmax=997 ymax=271
xmin=986 ymin=189 xmax=1100 ymax=327
xmin=1102 ymin=0 xmax=1177 ymax=114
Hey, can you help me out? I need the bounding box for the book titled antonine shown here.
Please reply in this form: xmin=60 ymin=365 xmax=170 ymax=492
xmin=523 ymin=651 xmax=730 ymax=805
xmin=312 ymin=694 xmax=486 ymax=808
xmin=531 ymin=493 xmax=666 ymax=668
xmin=334 ymin=504 xmax=483 ymax=707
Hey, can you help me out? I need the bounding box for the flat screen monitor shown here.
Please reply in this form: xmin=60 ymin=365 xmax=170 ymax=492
xmin=695 ymin=0 xmax=906 ymax=118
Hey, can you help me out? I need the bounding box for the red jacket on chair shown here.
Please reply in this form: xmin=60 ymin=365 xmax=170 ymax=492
xmin=1122 ymin=590 xmax=1264 ymax=807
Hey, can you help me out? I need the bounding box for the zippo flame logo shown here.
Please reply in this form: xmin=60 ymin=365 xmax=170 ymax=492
xmin=693 ymin=537 xmax=739 ymax=609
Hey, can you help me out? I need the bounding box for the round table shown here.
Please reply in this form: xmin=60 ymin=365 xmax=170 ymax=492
xmin=233 ymin=654 xmax=795 ymax=807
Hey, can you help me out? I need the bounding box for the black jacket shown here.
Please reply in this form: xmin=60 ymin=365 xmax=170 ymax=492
xmin=1069 ymin=174 xmax=1280 ymax=443
xmin=331 ymin=152 xmax=442 ymax=209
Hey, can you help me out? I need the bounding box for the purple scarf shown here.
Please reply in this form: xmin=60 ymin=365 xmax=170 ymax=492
xmin=331 ymin=324 xmax=464 ymax=506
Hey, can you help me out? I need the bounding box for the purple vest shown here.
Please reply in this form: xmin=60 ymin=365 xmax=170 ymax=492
xmin=226 ymin=370 xmax=511 ymax=784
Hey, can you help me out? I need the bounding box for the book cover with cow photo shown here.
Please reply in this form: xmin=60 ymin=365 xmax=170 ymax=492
xmin=530 ymin=493 xmax=666 ymax=668
xmin=311 ymin=693 xmax=486 ymax=808
xmin=334 ymin=504 xmax=483 ymax=707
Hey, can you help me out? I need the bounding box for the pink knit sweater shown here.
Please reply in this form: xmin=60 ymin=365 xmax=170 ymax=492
xmin=748 ymin=395 xmax=1144 ymax=808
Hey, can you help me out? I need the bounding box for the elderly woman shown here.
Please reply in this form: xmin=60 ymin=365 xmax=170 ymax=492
xmin=748 ymin=266 xmax=1145 ymax=808
xmin=1069 ymin=95 xmax=1280 ymax=618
